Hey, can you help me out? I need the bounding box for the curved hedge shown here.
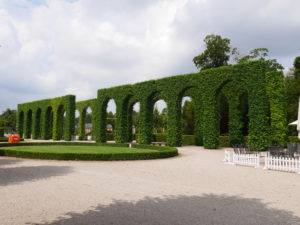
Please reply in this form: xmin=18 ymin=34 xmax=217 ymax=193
xmin=0 ymin=142 xmax=178 ymax=161
xmin=17 ymin=60 xmax=287 ymax=150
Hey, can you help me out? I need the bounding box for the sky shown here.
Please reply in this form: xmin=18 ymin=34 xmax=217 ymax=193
xmin=1 ymin=0 xmax=300 ymax=113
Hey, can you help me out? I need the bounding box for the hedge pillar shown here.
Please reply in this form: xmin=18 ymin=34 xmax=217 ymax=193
xmin=115 ymin=99 xmax=129 ymax=143
xmin=166 ymin=98 xmax=182 ymax=146
xmin=138 ymin=98 xmax=152 ymax=144
xmin=248 ymin=87 xmax=269 ymax=150
xmin=193 ymin=97 xmax=203 ymax=146
xmin=64 ymin=97 xmax=75 ymax=141
xmin=24 ymin=110 xmax=32 ymax=139
xmin=202 ymin=93 xmax=219 ymax=149
xmin=17 ymin=112 xmax=24 ymax=138
xmin=127 ymin=103 xmax=134 ymax=142
xmin=266 ymin=71 xmax=287 ymax=147
xmin=31 ymin=111 xmax=37 ymax=139
xmin=78 ymin=109 xmax=86 ymax=140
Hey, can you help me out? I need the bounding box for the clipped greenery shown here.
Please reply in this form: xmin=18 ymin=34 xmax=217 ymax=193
xmin=76 ymin=99 xmax=96 ymax=140
xmin=17 ymin=95 xmax=75 ymax=141
xmin=266 ymin=71 xmax=287 ymax=147
xmin=17 ymin=61 xmax=286 ymax=150
xmin=0 ymin=142 xmax=178 ymax=160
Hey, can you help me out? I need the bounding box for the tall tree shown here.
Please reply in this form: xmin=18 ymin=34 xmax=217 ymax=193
xmin=193 ymin=34 xmax=236 ymax=70
xmin=235 ymin=48 xmax=284 ymax=71
xmin=286 ymin=56 xmax=300 ymax=135
xmin=0 ymin=108 xmax=16 ymax=132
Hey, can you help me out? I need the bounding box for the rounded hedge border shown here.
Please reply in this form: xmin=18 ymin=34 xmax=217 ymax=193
xmin=0 ymin=142 xmax=178 ymax=161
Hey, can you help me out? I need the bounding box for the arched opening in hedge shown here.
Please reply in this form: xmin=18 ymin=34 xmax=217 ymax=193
xmin=75 ymin=109 xmax=80 ymax=140
xmin=239 ymin=92 xmax=249 ymax=136
xmin=25 ymin=110 xmax=33 ymax=139
xmin=35 ymin=108 xmax=42 ymax=139
xmin=105 ymin=99 xmax=116 ymax=142
xmin=218 ymin=92 xmax=229 ymax=136
xmin=181 ymin=96 xmax=195 ymax=135
xmin=152 ymin=99 xmax=168 ymax=142
xmin=45 ymin=106 xmax=53 ymax=139
xmin=18 ymin=111 xmax=24 ymax=138
xmin=127 ymin=101 xmax=140 ymax=142
xmin=85 ymin=107 xmax=93 ymax=140
xmin=56 ymin=105 xmax=65 ymax=140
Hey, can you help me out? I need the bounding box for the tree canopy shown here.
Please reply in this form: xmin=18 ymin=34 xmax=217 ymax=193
xmin=234 ymin=48 xmax=284 ymax=72
xmin=193 ymin=34 xmax=236 ymax=70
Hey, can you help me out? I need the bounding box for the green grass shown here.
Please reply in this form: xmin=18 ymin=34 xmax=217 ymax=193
xmin=2 ymin=145 xmax=157 ymax=154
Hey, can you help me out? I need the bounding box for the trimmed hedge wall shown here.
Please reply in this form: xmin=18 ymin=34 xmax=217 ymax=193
xmin=17 ymin=61 xmax=287 ymax=150
xmin=18 ymin=95 xmax=75 ymax=141
xmin=0 ymin=142 xmax=178 ymax=160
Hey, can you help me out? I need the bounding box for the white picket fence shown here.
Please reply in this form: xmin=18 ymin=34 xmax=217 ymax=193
xmin=232 ymin=152 xmax=260 ymax=168
xmin=223 ymin=150 xmax=231 ymax=163
xmin=264 ymin=156 xmax=300 ymax=173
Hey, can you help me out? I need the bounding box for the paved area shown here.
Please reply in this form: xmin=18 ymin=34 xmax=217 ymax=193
xmin=0 ymin=146 xmax=300 ymax=225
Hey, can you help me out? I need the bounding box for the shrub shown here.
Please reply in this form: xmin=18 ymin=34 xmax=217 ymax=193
xmin=0 ymin=137 xmax=8 ymax=142
xmin=182 ymin=135 xmax=195 ymax=145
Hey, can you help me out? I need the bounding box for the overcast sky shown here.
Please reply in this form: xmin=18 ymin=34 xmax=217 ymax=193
xmin=1 ymin=0 xmax=300 ymax=112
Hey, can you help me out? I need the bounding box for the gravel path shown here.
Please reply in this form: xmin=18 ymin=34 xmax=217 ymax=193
xmin=1 ymin=146 xmax=300 ymax=225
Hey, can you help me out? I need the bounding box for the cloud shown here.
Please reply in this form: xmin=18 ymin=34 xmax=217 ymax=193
xmin=0 ymin=0 xmax=300 ymax=112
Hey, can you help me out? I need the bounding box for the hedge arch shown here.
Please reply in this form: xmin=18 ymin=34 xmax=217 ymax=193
xmin=18 ymin=61 xmax=287 ymax=150
xmin=18 ymin=95 xmax=75 ymax=141
xmin=76 ymin=99 xmax=96 ymax=140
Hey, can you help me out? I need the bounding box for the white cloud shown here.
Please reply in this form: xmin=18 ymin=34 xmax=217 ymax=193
xmin=0 ymin=0 xmax=300 ymax=112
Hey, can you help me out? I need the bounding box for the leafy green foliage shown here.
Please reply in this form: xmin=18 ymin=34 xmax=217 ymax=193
xmin=266 ymin=71 xmax=287 ymax=146
xmin=235 ymin=48 xmax=284 ymax=72
xmin=18 ymin=60 xmax=284 ymax=150
xmin=18 ymin=95 xmax=75 ymax=141
xmin=193 ymin=34 xmax=236 ymax=70
xmin=0 ymin=109 xmax=17 ymax=133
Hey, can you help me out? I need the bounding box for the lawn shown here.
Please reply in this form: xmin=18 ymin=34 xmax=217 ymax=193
xmin=2 ymin=145 xmax=158 ymax=154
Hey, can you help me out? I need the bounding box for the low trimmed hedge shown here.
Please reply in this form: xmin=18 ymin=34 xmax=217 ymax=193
xmin=0 ymin=142 xmax=178 ymax=161
xmin=0 ymin=137 xmax=8 ymax=142
xmin=288 ymin=136 xmax=300 ymax=143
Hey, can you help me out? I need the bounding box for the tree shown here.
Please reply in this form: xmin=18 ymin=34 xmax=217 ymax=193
xmin=193 ymin=34 xmax=237 ymax=70
xmin=293 ymin=56 xmax=300 ymax=79
xmin=235 ymin=48 xmax=284 ymax=72
xmin=0 ymin=108 xmax=16 ymax=132
xmin=285 ymin=56 xmax=300 ymax=135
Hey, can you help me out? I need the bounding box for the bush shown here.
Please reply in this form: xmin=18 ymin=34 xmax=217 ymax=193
xmin=154 ymin=133 xmax=167 ymax=142
xmin=182 ymin=135 xmax=195 ymax=145
xmin=288 ymin=136 xmax=300 ymax=143
xmin=0 ymin=137 xmax=8 ymax=142
xmin=106 ymin=132 xmax=114 ymax=141
xmin=0 ymin=128 xmax=4 ymax=137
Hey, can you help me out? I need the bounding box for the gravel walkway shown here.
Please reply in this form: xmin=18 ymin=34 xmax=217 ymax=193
xmin=1 ymin=146 xmax=300 ymax=225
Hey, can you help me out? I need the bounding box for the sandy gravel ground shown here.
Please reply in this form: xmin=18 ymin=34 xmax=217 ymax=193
xmin=1 ymin=146 xmax=300 ymax=225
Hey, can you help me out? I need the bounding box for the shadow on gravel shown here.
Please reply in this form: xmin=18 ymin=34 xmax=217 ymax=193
xmin=0 ymin=165 xmax=73 ymax=186
xmin=0 ymin=158 xmax=24 ymax=166
xmin=34 ymin=194 xmax=300 ymax=225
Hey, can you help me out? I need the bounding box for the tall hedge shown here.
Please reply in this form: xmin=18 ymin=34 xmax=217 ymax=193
xmin=266 ymin=71 xmax=287 ymax=147
xmin=17 ymin=95 xmax=75 ymax=141
xmin=17 ymin=61 xmax=285 ymax=150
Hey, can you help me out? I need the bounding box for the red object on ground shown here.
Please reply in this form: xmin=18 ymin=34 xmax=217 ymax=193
xmin=8 ymin=134 xmax=20 ymax=143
